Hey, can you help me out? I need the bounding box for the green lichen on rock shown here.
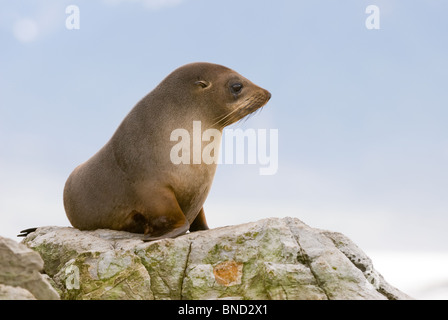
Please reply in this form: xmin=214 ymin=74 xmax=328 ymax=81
xmin=54 ymin=251 xmax=152 ymax=300
xmin=28 ymin=241 xmax=79 ymax=277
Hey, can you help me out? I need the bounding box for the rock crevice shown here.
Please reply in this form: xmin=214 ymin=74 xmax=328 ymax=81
xmin=290 ymin=228 xmax=330 ymax=300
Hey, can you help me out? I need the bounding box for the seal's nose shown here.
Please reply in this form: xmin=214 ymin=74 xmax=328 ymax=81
xmin=265 ymin=90 xmax=271 ymax=101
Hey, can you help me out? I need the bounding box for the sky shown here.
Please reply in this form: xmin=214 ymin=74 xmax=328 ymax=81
xmin=1 ymin=0 xmax=447 ymax=299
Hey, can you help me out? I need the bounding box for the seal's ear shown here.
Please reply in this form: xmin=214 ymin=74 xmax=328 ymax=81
xmin=195 ymin=80 xmax=210 ymax=89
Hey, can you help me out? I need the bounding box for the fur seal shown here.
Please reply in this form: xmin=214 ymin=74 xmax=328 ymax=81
xmin=63 ymin=62 xmax=271 ymax=241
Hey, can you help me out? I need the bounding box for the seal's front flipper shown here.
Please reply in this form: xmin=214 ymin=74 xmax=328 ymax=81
xmin=141 ymin=187 xmax=190 ymax=242
xmin=189 ymin=207 xmax=209 ymax=232
xmin=142 ymin=218 xmax=190 ymax=242
xmin=17 ymin=227 xmax=38 ymax=238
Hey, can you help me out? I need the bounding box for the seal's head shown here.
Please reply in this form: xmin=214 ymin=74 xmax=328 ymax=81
xmin=155 ymin=62 xmax=271 ymax=129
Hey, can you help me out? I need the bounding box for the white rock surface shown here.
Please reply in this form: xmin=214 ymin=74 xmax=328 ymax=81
xmin=21 ymin=217 xmax=412 ymax=300
xmin=0 ymin=236 xmax=60 ymax=300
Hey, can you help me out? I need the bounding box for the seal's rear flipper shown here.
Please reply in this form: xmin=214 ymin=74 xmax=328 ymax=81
xmin=17 ymin=227 xmax=38 ymax=238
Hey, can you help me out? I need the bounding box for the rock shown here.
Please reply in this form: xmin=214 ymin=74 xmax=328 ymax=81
xmin=0 ymin=236 xmax=60 ymax=300
xmin=0 ymin=284 xmax=36 ymax=300
xmin=21 ymin=217 xmax=412 ymax=300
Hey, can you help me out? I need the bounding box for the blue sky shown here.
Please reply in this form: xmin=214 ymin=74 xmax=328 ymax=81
xmin=1 ymin=1 xmax=448 ymax=296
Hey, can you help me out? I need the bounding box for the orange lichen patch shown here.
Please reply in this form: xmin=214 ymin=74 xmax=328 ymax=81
xmin=213 ymin=261 xmax=243 ymax=286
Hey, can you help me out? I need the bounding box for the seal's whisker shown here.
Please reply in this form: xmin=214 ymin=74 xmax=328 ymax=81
xmin=212 ymin=97 xmax=253 ymax=122
xmin=214 ymin=107 xmax=240 ymax=123
xmin=226 ymin=94 xmax=265 ymax=127
xmin=212 ymin=103 xmax=247 ymax=127
xmin=220 ymin=97 xmax=262 ymax=127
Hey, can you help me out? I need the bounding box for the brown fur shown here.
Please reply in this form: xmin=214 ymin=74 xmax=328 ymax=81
xmin=63 ymin=62 xmax=271 ymax=240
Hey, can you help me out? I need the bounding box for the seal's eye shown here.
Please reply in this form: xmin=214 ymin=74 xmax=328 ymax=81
xmin=230 ymin=83 xmax=243 ymax=94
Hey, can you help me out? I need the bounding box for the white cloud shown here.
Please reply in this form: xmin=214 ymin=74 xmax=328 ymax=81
xmin=13 ymin=18 xmax=39 ymax=43
xmin=7 ymin=3 xmax=65 ymax=44
xmin=103 ymin=0 xmax=184 ymax=10
xmin=5 ymin=0 xmax=182 ymax=43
